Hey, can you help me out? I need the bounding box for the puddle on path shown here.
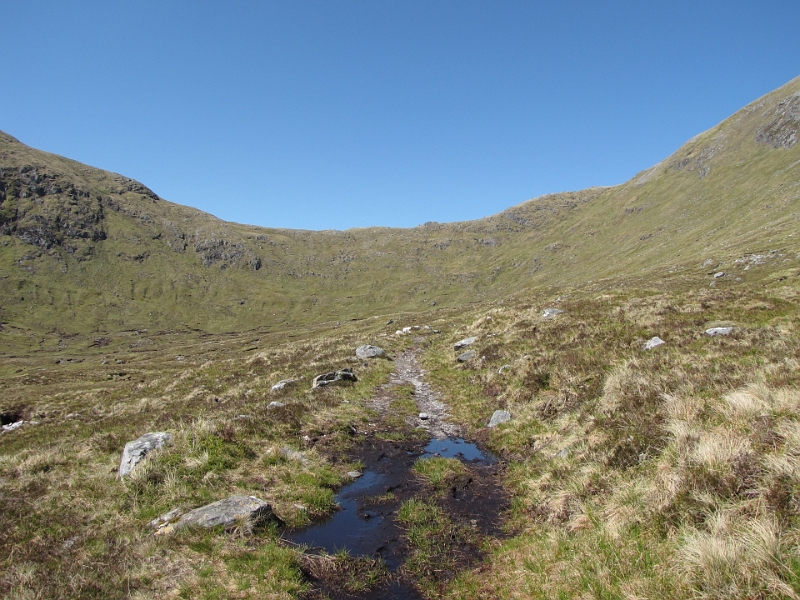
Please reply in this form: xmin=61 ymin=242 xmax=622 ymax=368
xmin=287 ymin=435 xmax=504 ymax=599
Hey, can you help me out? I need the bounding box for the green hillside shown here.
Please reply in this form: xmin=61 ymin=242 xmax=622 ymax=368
xmin=1 ymin=76 xmax=798 ymax=339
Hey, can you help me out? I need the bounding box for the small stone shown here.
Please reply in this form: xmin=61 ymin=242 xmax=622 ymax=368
xmin=148 ymin=508 xmax=183 ymax=529
xmin=457 ymin=350 xmax=475 ymax=362
xmin=498 ymin=364 xmax=511 ymax=374
xmin=488 ymin=410 xmax=511 ymax=428
xmin=419 ymin=413 xmax=429 ymax=420
xmin=713 ymin=271 xmax=725 ymax=278
xmin=119 ymin=432 xmax=172 ymax=477
xmin=554 ymin=448 xmax=570 ymax=459
xmin=454 ymin=336 xmax=477 ymax=350
xmin=271 ymin=379 xmax=298 ymax=392
xmin=705 ymin=327 xmax=734 ymax=337
xmin=268 ymin=401 xmax=285 ymax=408
xmin=347 ymin=471 xmax=363 ymax=478
xmin=1 ymin=420 xmax=24 ymax=432
xmin=356 ymin=345 xmax=385 ymax=359
xmin=644 ymin=336 xmax=665 ymax=350
xmin=541 ymin=308 xmax=564 ymax=319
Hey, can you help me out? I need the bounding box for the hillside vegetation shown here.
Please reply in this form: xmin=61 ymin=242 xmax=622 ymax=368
xmin=1 ymin=76 xmax=799 ymax=338
xmin=1 ymin=76 xmax=799 ymax=599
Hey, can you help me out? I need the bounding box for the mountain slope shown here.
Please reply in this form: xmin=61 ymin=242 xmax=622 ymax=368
xmin=1 ymin=76 xmax=799 ymax=336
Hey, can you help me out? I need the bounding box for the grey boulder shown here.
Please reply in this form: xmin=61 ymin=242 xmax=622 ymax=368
xmin=453 ymin=336 xmax=477 ymax=350
xmin=271 ymin=378 xmax=299 ymax=392
xmin=356 ymin=345 xmax=385 ymax=359
xmin=457 ymin=350 xmax=476 ymax=362
xmin=154 ymin=496 xmax=274 ymax=534
xmin=644 ymin=336 xmax=665 ymax=350
xmin=119 ymin=432 xmax=172 ymax=477
xmin=312 ymin=368 xmax=358 ymax=388
xmin=541 ymin=308 xmax=564 ymax=319
xmin=705 ymin=327 xmax=734 ymax=337
xmin=488 ymin=410 xmax=511 ymax=428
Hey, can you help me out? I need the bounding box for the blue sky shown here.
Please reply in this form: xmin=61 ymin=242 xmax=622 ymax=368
xmin=2 ymin=2 xmax=799 ymax=230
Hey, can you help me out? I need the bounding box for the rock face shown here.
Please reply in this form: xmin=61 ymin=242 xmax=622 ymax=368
xmin=644 ymin=336 xmax=665 ymax=350
xmin=705 ymin=327 xmax=734 ymax=337
xmin=454 ymin=336 xmax=477 ymax=350
xmin=312 ymin=368 xmax=358 ymax=388
xmin=119 ymin=432 xmax=172 ymax=477
xmin=488 ymin=410 xmax=511 ymax=428
xmin=541 ymin=308 xmax=564 ymax=319
xmin=457 ymin=350 xmax=476 ymax=362
xmin=356 ymin=345 xmax=385 ymax=359
xmin=153 ymin=496 xmax=274 ymax=534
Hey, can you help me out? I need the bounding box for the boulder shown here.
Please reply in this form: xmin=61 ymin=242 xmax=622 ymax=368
xmin=488 ymin=410 xmax=511 ymax=428
xmin=541 ymin=308 xmax=564 ymax=319
xmin=419 ymin=413 xmax=429 ymax=420
xmin=705 ymin=327 xmax=734 ymax=337
xmin=644 ymin=336 xmax=665 ymax=350
xmin=457 ymin=350 xmax=476 ymax=362
xmin=156 ymin=496 xmax=274 ymax=534
xmin=713 ymin=271 xmax=726 ymax=278
xmin=356 ymin=345 xmax=385 ymax=359
xmin=454 ymin=336 xmax=477 ymax=350
xmin=119 ymin=432 xmax=172 ymax=477
xmin=312 ymin=368 xmax=358 ymax=388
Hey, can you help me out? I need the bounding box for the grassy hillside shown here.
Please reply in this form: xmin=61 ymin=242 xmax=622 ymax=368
xmin=1 ymin=76 xmax=800 ymax=599
xmin=1 ymin=76 xmax=799 ymax=341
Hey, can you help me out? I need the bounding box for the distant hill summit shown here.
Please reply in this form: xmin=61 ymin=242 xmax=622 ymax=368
xmin=1 ymin=76 xmax=799 ymax=335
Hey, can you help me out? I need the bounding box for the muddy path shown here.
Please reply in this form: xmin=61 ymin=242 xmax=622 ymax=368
xmin=288 ymin=347 xmax=509 ymax=599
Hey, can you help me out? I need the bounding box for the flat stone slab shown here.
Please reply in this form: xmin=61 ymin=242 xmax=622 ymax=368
xmin=155 ymin=496 xmax=274 ymax=534
xmin=312 ymin=368 xmax=358 ymax=388
xmin=119 ymin=432 xmax=172 ymax=477
xmin=488 ymin=410 xmax=511 ymax=428
xmin=457 ymin=350 xmax=476 ymax=362
xmin=644 ymin=336 xmax=665 ymax=350
xmin=705 ymin=327 xmax=734 ymax=337
xmin=541 ymin=308 xmax=564 ymax=319
xmin=356 ymin=345 xmax=385 ymax=359
xmin=454 ymin=336 xmax=477 ymax=350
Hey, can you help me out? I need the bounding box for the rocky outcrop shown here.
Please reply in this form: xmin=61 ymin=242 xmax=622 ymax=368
xmin=756 ymin=92 xmax=800 ymax=149
xmin=312 ymin=368 xmax=358 ymax=388
xmin=119 ymin=432 xmax=172 ymax=477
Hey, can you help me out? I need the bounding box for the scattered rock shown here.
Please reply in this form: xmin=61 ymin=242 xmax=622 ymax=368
xmin=419 ymin=413 xmax=429 ymax=420
xmin=280 ymin=447 xmax=310 ymax=464
xmin=271 ymin=379 xmax=300 ymax=392
xmin=355 ymin=345 xmax=385 ymax=359
xmin=402 ymin=327 xmax=412 ymax=334
xmin=234 ymin=414 xmax=252 ymax=420
xmin=347 ymin=471 xmax=362 ymax=479
xmin=312 ymin=368 xmax=358 ymax=388
xmin=554 ymin=448 xmax=570 ymax=459
xmin=644 ymin=336 xmax=665 ymax=350
xmin=541 ymin=308 xmax=564 ymax=319
xmin=157 ymin=496 xmax=274 ymax=534
xmin=454 ymin=336 xmax=477 ymax=350
xmin=705 ymin=327 xmax=734 ymax=337
xmin=1 ymin=420 xmax=24 ymax=433
xmin=119 ymin=432 xmax=172 ymax=477
xmin=713 ymin=271 xmax=726 ymax=278
xmin=487 ymin=410 xmax=511 ymax=428
xmin=457 ymin=350 xmax=476 ymax=362
xmin=498 ymin=364 xmax=511 ymax=374
xmin=267 ymin=401 xmax=285 ymax=409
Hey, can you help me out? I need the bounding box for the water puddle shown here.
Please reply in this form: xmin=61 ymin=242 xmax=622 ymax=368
xmin=422 ymin=437 xmax=496 ymax=464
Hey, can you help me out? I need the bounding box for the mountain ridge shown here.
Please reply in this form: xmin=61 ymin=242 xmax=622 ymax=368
xmin=1 ymin=75 xmax=799 ymax=336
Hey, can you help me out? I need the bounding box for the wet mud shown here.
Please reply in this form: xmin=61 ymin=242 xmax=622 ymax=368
xmin=288 ymin=348 xmax=509 ymax=599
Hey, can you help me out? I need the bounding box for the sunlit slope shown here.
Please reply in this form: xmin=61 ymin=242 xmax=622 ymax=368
xmin=1 ymin=75 xmax=798 ymax=334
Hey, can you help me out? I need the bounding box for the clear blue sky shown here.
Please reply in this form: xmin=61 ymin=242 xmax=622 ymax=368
xmin=2 ymin=2 xmax=798 ymax=230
